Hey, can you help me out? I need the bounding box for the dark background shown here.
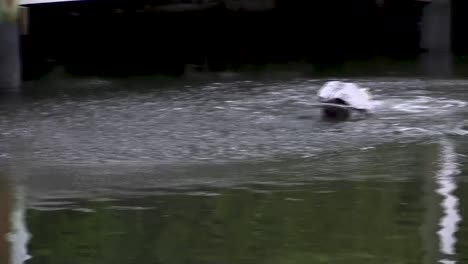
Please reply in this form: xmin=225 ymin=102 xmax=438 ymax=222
xmin=20 ymin=0 xmax=465 ymax=79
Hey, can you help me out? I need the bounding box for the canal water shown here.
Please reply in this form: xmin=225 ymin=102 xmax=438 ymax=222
xmin=1 ymin=68 xmax=468 ymax=264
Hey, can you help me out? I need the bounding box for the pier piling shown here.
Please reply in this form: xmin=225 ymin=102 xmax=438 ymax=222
xmin=0 ymin=0 xmax=20 ymax=93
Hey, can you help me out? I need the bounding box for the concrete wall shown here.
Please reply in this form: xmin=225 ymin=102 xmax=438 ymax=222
xmin=0 ymin=23 xmax=20 ymax=92
xmin=0 ymin=0 xmax=20 ymax=92
xmin=421 ymin=0 xmax=451 ymax=53
xmin=419 ymin=0 xmax=452 ymax=76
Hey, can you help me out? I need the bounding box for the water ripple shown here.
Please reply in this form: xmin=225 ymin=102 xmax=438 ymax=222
xmin=0 ymin=77 xmax=466 ymax=167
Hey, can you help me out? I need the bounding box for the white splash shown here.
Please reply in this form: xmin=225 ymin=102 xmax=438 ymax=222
xmin=391 ymin=97 xmax=466 ymax=114
xmin=317 ymin=81 xmax=374 ymax=111
xmin=436 ymin=139 xmax=461 ymax=263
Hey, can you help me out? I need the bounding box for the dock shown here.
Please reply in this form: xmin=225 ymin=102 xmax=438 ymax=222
xmin=0 ymin=0 xmax=461 ymax=90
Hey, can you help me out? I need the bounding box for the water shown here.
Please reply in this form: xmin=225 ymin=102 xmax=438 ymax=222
xmin=1 ymin=72 xmax=468 ymax=264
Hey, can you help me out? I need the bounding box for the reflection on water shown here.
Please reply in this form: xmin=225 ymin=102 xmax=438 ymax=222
xmin=0 ymin=75 xmax=468 ymax=264
xmin=437 ymin=139 xmax=461 ymax=264
xmin=6 ymin=186 xmax=31 ymax=264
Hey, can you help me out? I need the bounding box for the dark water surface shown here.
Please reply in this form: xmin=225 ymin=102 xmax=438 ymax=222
xmin=1 ymin=71 xmax=468 ymax=264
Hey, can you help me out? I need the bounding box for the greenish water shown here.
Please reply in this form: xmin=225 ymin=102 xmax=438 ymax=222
xmin=1 ymin=73 xmax=468 ymax=264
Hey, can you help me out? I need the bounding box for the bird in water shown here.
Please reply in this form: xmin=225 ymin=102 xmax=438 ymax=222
xmin=317 ymin=81 xmax=373 ymax=120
